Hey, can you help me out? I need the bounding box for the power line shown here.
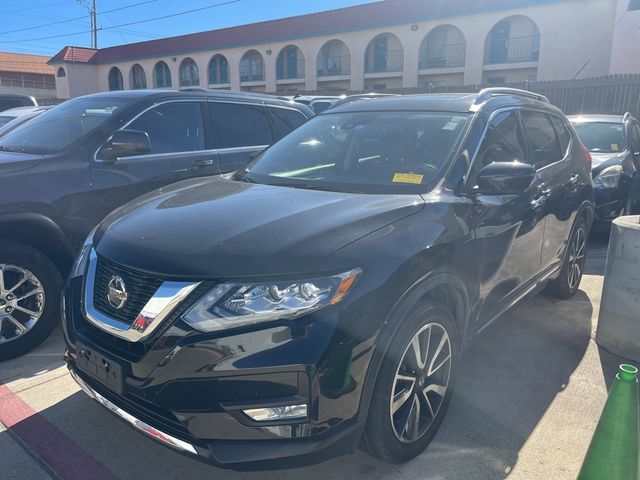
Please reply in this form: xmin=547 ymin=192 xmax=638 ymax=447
xmin=0 ymin=0 xmax=158 ymax=35
xmin=0 ymin=1 xmax=72 ymax=14
xmin=0 ymin=0 xmax=242 ymax=44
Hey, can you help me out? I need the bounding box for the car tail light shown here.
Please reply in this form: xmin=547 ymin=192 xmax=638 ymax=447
xmin=582 ymin=145 xmax=592 ymax=167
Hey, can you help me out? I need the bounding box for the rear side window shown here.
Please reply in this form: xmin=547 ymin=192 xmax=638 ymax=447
xmin=215 ymin=102 xmax=273 ymax=148
xmin=521 ymin=110 xmax=563 ymax=169
xmin=0 ymin=99 xmax=26 ymax=111
xmin=550 ymin=114 xmax=571 ymax=158
xmin=476 ymin=110 xmax=526 ymax=168
xmin=630 ymin=123 xmax=640 ymax=155
xmin=128 ymin=102 xmax=204 ymax=154
xmin=269 ymin=107 xmax=307 ymax=140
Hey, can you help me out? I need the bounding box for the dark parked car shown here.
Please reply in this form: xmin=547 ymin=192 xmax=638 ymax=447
xmin=63 ymin=89 xmax=593 ymax=469
xmin=0 ymin=93 xmax=38 ymax=112
xmin=0 ymin=89 xmax=312 ymax=360
xmin=569 ymin=113 xmax=640 ymax=224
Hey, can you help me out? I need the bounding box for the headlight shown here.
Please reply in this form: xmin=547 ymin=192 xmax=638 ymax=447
xmin=593 ymin=165 xmax=623 ymax=189
xmin=70 ymin=227 xmax=97 ymax=277
xmin=183 ymin=269 xmax=361 ymax=333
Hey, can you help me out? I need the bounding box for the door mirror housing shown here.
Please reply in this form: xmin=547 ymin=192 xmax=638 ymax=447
xmin=476 ymin=161 xmax=535 ymax=195
xmin=99 ymin=129 xmax=151 ymax=161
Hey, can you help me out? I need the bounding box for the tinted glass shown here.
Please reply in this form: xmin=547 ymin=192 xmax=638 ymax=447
xmin=572 ymin=122 xmax=625 ymax=154
xmin=521 ymin=110 xmax=563 ymax=168
xmin=242 ymin=112 xmax=469 ymax=193
xmin=215 ymin=103 xmax=272 ymax=148
xmin=550 ymin=114 xmax=571 ymax=157
xmin=0 ymin=116 xmax=16 ymax=127
xmin=0 ymin=97 xmax=132 ymax=154
xmin=311 ymin=101 xmax=332 ymax=113
xmin=0 ymin=99 xmax=25 ymax=111
xmin=269 ymin=107 xmax=307 ymax=140
xmin=477 ymin=110 xmax=526 ymax=167
xmin=631 ymin=124 xmax=640 ymax=154
xmin=128 ymin=102 xmax=204 ymax=154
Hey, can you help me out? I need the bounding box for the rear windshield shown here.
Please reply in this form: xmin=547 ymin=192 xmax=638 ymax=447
xmin=0 ymin=96 xmax=134 ymax=154
xmin=572 ymin=122 xmax=625 ymax=153
xmin=241 ymin=111 xmax=469 ymax=193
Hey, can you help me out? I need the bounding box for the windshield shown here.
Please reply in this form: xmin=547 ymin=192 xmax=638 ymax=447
xmin=572 ymin=122 xmax=625 ymax=153
xmin=241 ymin=111 xmax=469 ymax=193
xmin=0 ymin=96 xmax=133 ymax=154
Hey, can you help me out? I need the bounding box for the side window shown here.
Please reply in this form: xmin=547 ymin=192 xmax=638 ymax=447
xmin=521 ymin=110 xmax=563 ymax=169
xmin=269 ymin=107 xmax=307 ymax=141
xmin=476 ymin=110 xmax=526 ymax=169
xmin=630 ymin=123 xmax=640 ymax=154
xmin=127 ymin=102 xmax=204 ymax=154
xmin=214 ymin=103 xmax=273 ymax=148
xmin=550 ymin=114 xmax=571 ymax=158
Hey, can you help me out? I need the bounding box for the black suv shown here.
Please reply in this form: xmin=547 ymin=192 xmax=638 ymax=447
xmin=63 ymin=89 xmax=593 ymax=469
xmin=0 ymin=93 xmax=38 ymax=112
xmin=569 ymin=113 xmax=640 ymax=225
xmin=0 ymin=89 xmax=312 ymax=360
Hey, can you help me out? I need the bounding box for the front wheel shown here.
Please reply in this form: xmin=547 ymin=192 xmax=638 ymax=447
xmin=0 ymin=242 xmax=62 ymax=362
xmin=544 ymin=219 xmax=587 ymax=299
xmin=362 ymin=302 xmax=458 ymax=464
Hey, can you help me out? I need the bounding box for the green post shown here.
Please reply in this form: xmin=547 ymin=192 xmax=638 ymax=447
xmin=578 ymin=364 xmax=639 ymax=480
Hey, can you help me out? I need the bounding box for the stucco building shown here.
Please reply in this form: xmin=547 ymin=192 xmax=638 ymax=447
xmin=49 ymin=0 xmax=633 ymax=99
xmin=0 ymin=51 xmax=56 ymax=101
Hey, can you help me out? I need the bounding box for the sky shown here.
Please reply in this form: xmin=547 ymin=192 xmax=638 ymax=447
xmin=0 ymin=0 xmax=368 ymax=57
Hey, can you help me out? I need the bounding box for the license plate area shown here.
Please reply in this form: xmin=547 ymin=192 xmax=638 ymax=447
xmin=76 ymin=342 xmax=124 ymax=394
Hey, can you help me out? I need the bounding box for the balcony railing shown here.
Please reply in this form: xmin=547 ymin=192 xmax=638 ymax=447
xmin=240 ymin=67 xmax=264 ymax=83
xmin=365 ymin=49 xmax=404 ymax=74
xmin=277 ymin=58 xmax=305 ymax=80
xmin=419 ymin=43 xmax=466 ymax=69
xmin=0 ymin=75 xmax=55 ymax=90
xmin=485 ymin=35 xmax=540 ymax=64
xmin=317 ymin=54 xmax=351 ymax=77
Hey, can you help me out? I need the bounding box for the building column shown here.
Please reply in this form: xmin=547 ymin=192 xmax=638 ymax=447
xmin=463 ymin=32 xmax=485 ymax=85
xmin=227 ymin=53 xmax=241 ymax=90
xmin=349 ymin=40 xmax=366 ymax=91
xmin=303 ymin=47 xmax=318 ymax=92
xmin=399 ymin=30 xmax=420 ymax=89
xmin=265 ymin=49 xmax=277 ymax=92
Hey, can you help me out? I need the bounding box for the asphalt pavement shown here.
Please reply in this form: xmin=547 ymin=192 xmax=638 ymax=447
xmin=0 ymin=234 xmax=627 ymax=480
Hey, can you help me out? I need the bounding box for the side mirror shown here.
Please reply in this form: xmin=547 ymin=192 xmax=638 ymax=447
xmin=476 ymin=161 xmax=535 ymax=195
xmin=99 ymin=129 xmax=151 ymax=162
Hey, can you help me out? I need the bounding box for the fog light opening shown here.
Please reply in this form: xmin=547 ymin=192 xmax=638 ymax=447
xmin=243 ymin=404 xmax=308 ymax=422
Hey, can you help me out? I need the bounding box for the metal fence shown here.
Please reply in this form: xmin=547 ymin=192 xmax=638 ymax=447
xmin=419 ymin=43 xmax=466 ymax=69
xmin=317 ymin=54 xmax=351 ymax=77
xmin=365 ymin=49 xmax=404 ymax=73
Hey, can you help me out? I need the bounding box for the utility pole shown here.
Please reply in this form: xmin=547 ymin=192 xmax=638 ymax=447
xmin=77 ymin=0 xmax=98 ymax=49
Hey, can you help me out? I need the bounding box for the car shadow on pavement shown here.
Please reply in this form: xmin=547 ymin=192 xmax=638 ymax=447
xmin=13 ymin=288 xmax=592 ymax=480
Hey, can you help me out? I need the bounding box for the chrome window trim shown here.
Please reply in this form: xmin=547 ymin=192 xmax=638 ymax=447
xmin=82 ymin=250 xmax=200 ymax=342
xmin=70 ymin=370 xmax=198 ymax=455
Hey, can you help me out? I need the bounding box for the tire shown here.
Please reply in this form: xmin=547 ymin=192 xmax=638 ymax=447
xmin=362 ymin=302 xmax=458 ymax=464
xmin=0 ymin=241 xmax=62 ymax=362
xmin=544 ymin=218 xmax=587 ymax=299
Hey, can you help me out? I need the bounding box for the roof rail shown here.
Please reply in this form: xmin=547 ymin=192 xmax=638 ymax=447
xmin=623 ymin=112 xmax=632 ymax=122
xmin=471 ymin=87 xmax=550 ymax=111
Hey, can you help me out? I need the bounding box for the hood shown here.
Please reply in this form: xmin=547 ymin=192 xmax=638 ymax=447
xmin=591 ymin=152 xmax=627 ymax=174
xmin=0 ymin=151 xmax=44 ymax=175
xmin=94 ymin=176 xmax=424 ymax=278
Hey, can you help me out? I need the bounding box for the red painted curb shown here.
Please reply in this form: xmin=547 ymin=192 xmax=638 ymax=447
xmin=0 ymin=383 xmax=119 ymax=480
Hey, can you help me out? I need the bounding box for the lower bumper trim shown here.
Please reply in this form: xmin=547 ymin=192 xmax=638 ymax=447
xmin=69 ymin=370 xmax=198 ymax=455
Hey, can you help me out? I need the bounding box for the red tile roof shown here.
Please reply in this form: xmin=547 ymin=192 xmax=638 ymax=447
xmin=50 ymin=0 xmax=543 ymax=65
xmin=48 ymin=46 xmax=97 ymax=64
xmin=0 ymin=51 xmax=54 ymax=75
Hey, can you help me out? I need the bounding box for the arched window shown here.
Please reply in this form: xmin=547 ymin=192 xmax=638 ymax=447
xmin=276 ymin=45 xmax=304 ymax=80
xmin=485 ymin=16 xmax=540 ymax=64
xmin=108 ymin=67 xmax=123 ymax=91
xmin=154 ymin=61 xmax=172 ymax=88
xmin=208 ymin=54 xmax=229 ymax=84
xmin=364 ymin=33 xmax=404 ymax=73
xmin=317 ymin=39 xmax=350 ymax=77
xmin=56 ymin=67 xmax=66 ymax=78
xmin=240 ymin=50 xmax=264 ymax=82
xmin=179 ymin=58 xmax=200 ymax=87
xmin=130 ymin=64 xmax=147 ymax=89
xmin=419 ymin=25 xmax=466 ymax=69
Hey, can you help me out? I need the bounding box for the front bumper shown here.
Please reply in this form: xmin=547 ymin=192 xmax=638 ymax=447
xmin=593 ymin=186 xmax=627 ymax=223
xmin=62 ymin=275 xmax=375 ymax=469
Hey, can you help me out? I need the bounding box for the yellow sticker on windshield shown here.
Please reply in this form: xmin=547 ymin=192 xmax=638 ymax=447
xmin=611 ymin=144 xmax=619 ymax=151
xmin=392 ymin=173 xmax=424 ymax=184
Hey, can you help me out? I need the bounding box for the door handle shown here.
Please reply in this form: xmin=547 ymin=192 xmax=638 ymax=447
xmin=569 ymin=174 xmax=580 ymax=186
xmin=192 ymin=159 xmax=215 ymax=168
xmin=530 ymin=196 xmax=546 ymax=209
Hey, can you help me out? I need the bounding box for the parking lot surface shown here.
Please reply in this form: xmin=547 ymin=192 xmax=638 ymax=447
xmin=0 ymin=235 xmax=625 ymax=480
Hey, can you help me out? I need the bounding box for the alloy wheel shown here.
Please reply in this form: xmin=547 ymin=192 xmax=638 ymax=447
xmin=0 ymin=264 xmax=45 ymax=344
xmin=567 ymin=226 xmax=586 ymax=291
xmin=390 ymin=322 xmax=452 ymax=444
